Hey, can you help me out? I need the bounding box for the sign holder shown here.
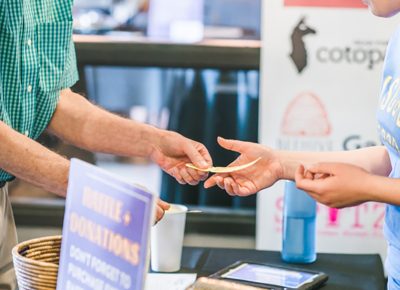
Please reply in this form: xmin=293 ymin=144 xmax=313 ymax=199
xmin=57 ymin=159 xmax=155 ymax=290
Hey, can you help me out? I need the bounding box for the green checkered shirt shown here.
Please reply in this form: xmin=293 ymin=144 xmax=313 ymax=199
xmin=0 ymin=0 xmax=79 ymax=181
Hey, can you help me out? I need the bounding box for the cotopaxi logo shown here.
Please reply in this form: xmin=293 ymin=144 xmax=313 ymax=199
xmin=289 ymin=17 xmax=386 ymax=73
xmin=316 ymin=44 xmax=385 ymax=70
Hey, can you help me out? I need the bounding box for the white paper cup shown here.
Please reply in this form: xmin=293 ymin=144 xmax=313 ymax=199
xmin=151 ymin=204 xmax=188 ymax=272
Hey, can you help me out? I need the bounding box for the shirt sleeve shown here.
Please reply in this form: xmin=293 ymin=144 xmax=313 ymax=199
xmin=60 ymin=40 xmax=79 ymax=90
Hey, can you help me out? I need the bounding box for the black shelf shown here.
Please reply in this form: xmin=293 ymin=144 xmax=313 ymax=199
xmin=74 ymin=35 xmax=261 ymax=70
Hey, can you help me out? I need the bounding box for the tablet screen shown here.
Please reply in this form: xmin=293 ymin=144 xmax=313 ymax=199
xmin=221 ymin=263 xmax=317 ymax=288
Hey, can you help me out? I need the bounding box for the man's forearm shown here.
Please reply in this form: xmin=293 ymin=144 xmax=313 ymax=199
xmin=278 ymin=145 xmax=391 ymax=180
xmin=48 ymin=89 xmax=162 ymax=158
xmin=0 ymin=122 xmax=69 ymax=196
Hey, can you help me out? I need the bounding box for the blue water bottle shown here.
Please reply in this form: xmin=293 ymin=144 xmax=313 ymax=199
xmin=282 ymin=181 xmax=317 ymax=263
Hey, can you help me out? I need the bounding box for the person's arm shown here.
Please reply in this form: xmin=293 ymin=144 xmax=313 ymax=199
xmin=277 ymin=145 xmax=391 ymax=178
xmin=0 ymin=121 xmax=69 ymax=196
xmin=48 ymin=89 xmax=162 ymax=158
xmin=204 ymin=137 xmax=391 ymax=196
xmin=294 ymin=162 xmax=400 ymax=208
xmin=0 ymin=120 xmax=170 ymax=221
xmin=370 ymin=174 xmax=400 ymax=205
xmin=48 ymin=89 xmax=212 ymax=185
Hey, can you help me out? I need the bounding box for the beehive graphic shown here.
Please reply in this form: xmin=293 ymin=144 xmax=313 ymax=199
xmin=281 ymin=92 xmax=331 ymax=136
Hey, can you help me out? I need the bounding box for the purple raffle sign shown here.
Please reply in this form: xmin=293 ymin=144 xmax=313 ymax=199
xmin=57 ymin=159 xmax=155 ymax=290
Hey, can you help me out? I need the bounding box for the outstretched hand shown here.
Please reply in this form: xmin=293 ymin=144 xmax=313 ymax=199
xmin=204 ymin=137 xmax=283 ymax=196
xmin=151 ymin=131 xmax=212 ymax=186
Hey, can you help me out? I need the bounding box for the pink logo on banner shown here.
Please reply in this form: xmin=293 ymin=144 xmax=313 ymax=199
xmin=328 ymin=208 xmax=339 ymax=226
xmin=273 ymin=196 xmax=385 ymax=235
xmin=281 ymin=92 xmax=331 ymax=136
xmin=284 ymin=0 xmax=366 ymax=8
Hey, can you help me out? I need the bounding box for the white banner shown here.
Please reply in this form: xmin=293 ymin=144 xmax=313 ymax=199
xmin=257 ymin=0 xmax=399 ymax=259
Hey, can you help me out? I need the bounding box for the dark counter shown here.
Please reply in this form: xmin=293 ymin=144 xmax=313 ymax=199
xmin=73 ymin=34 xmax=261 ymax=70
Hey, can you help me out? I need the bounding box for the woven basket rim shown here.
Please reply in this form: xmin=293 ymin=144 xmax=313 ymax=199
xmin=23 ymin=244 xmax=61 ymax=255
xmin=25 ymin=252 xmax=60 ymax=260
xmin=12 ymin=235 xmax=62 ymax=268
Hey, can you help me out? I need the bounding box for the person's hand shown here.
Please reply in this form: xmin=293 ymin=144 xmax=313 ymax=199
xmin=150 ymin=131 xmax=212 ymax=185
xmin=155 ymin=198 xmax=170 ymax=223
xmin=204 ymin=137 xmax=283 ymax=196
xmin=295 ymin=162 xmax=373 ymax=208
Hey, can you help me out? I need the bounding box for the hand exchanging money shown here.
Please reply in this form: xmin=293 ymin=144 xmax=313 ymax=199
xmin=204 ymin=137 xmax=283 ymax=196
xmin=186 ymin=157 xmax=261 ymax=173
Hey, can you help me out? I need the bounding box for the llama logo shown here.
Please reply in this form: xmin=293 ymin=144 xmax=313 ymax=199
xmin=289 ymin=17 xmax=316 ymax=73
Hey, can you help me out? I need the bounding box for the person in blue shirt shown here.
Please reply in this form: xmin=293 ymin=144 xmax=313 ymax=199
xmin=204 ymin=1 xmax=400 ymax=289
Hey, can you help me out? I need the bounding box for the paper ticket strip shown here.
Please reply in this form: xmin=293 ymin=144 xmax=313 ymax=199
xmin=186 ymin=157 xmax=261 ymax=173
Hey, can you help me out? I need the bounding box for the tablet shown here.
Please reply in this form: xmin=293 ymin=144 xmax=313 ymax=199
xmin=210 ymin=261 xmax=328 ymax=290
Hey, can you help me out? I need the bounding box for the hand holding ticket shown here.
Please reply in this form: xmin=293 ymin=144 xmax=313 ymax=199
xmin=186 ymin=157 xmax=261 ymax=173
xmin=203 ymin=137 xmax=276 ymax=197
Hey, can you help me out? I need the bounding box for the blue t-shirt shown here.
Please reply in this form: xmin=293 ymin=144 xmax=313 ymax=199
xmin=376 ymin=25 xmax=400 ymax=282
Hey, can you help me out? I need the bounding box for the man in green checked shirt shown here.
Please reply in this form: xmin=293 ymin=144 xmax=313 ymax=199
xmin=0 ymin=1 xmax=212 ymax=288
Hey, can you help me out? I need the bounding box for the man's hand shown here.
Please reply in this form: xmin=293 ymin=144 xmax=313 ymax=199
xmin=150 ymin=131 xmax=212 ymax=185
xmin=294 ymin=162 xmax=373 ymax=208
xmin=155 ymin=198 xmax=171 ymax=223
xmin=204 ymin=137 xmax=283 ymax=196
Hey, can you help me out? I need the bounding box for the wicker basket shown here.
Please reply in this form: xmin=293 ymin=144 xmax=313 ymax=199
xmin=12 ymin=236 xmax=62 ymax=290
